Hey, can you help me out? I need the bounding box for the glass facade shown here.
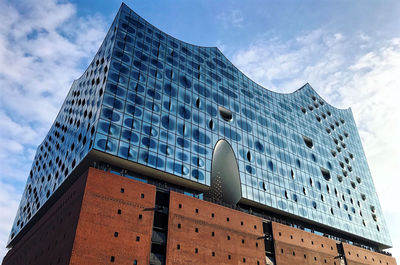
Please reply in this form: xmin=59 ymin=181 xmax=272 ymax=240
xmin=9 ymin=3 xmax=392 ymax=248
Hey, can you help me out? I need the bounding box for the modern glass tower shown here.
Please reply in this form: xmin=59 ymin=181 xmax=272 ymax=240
xmin=7 ymin=2 xmax=392 ymax=253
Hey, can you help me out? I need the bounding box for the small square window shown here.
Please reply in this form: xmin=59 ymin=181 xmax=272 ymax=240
xmin=179 ymin=204 xmax=182 ymax=208
xmin=177 ymin=244 xmax=180 ymax=250
xmin=120 ymin=188 xmax=124 ymax=193
xmin=211 ymin=213 xmax=214 ymax=218
xmin=138 ymin=214 xmax=142 ymax=219
xmin=178 ymin=223 xmax=181 ymax=229
xmin=241 ymin=239 xmax=245 ymax=244
xmin=228 ymin=255 xmax=231 ymax=260
xmin=141 ymin=193 xmax=144 ymax=198
xmin=195 ymin=228 xmax=198 ymax=232
xmin=211 ymin=232 xmax=215 ymax=237
xmin=212 ymin=252 xmax=215 ymax=256
xmin=117 ymin=209 xmax=122 ymax=214
xmin=114 ymin=232 xmax=118 ymax=237
xmin=195 ymin=208 xmax=199 ymax=213
xmin=110 ymin=256 xmax=115 ymax=262
xmin=226 ymin=217 xmax=230 ymax=222
xmin=195 ymin=248 xmax=198 ymax=253
xmin=136 ymin=236 xmax=140 ymax=242
xmin=133 ymin=260 xmax=137 ymax=265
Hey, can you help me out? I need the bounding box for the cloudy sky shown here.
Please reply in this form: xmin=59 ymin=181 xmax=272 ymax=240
xmin=0 ymin=0 xmax=399 ymax=261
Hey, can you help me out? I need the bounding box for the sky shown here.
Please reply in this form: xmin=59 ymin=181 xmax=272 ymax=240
xmin=0 ymin=0 xmax=399 ymax=261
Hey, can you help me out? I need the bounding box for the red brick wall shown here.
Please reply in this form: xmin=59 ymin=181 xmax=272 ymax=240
xmin=166 ymin=191 xmax=266 ymax=265
xmin=2 ymin=170 xmax=88 ymax=265
xmin=272 ymin=222 xmax=339 ymax=265
xmin=3 ymin=167 xmax=397 ymax=265
xmin=69 ymin=168 xmax=156 ymax=265
xmin=343 ymin=243 xmax=397 ymax=265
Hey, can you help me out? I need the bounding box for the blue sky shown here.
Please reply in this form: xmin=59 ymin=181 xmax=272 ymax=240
xmin=1 ymin=0 xmax=399 ymax=261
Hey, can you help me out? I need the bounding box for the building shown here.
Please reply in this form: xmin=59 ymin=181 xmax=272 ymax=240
xmin=2 ymin=3 xmax=396 ymax=265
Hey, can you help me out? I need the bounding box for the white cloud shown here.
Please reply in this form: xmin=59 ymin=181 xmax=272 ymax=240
xmin=0 ymin=0 xmax=107 ymax=260
xmin=0 ymin=182 xmax=20 ymax=260
xmin=217 ymin=8 xmax=245 ymax=29
xmin=232 ymin=30 xmax=400 ymax=260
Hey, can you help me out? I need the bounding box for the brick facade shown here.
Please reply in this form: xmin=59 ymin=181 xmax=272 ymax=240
xmin=2 ymin=168 xmax=396 ymax=265
xmin=166 ymin=191 xmax=265 ymax=264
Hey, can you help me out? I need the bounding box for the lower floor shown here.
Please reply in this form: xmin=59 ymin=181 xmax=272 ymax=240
xmin=2 ymin=167 xmax=396 ymax=265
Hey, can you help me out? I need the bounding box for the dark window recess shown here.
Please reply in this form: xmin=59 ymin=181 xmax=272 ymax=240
xmin=136 ymin=236 xmax=140 ymax=242
xmin=155 ymin=191 xmax=169 ymax=207
xmin=110 ymin=256 xmax=115 ymax=262
xmin=114 ymin=232 xmax=119 ymax=237
xmin=247 ymin=151 xmax=252 ymax=162
xmin=117 ymin=209 xmax=122 ymax=214
xmin=320 ymin=167 xmax=331 ymax=181
xmin=303 ymin=136 xmax=314 ymax=148
xmin=153 ymin=211 xmax=168 ymax=229
xmin=139 ymin=214 xmax=142 ymax=219
xmin=120 ymin=188 xmax=125 ymax=193
xmin=218 ymin=106 xmax=233 ymax=121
